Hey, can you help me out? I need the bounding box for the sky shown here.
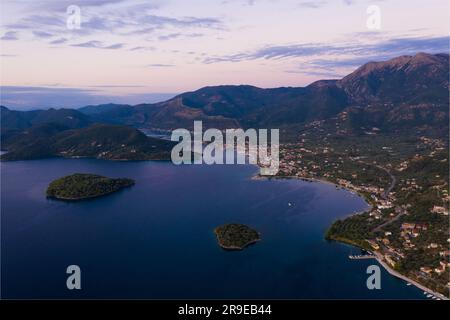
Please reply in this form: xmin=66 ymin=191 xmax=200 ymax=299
xmin=0 ymin=0 xmax=449 ymax=109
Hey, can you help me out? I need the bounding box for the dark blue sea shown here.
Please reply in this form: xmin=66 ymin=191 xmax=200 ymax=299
xmin=1 ymin=158 xmax=425 ymax=299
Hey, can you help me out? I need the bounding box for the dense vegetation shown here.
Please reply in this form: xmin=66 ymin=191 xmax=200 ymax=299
xmin=46 ymin=173 xmax=135 ymax=200
xmin=325 ymin=214 xmax=374 ymax=250
xmin=1 ymin=123 xmax=175 ymax=161
xmin=214 ymin=224 xmax=260 ymax=250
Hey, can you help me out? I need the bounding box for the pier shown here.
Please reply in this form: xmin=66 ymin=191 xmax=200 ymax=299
xmin=348 ymin=254 xmax=376 ymax=260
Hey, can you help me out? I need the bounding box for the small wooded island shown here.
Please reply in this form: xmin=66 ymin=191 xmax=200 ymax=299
xmin=214 ymin=223 xmax=260 ymax=250
xmin=46 ymin=173 xmax=135 ymax=201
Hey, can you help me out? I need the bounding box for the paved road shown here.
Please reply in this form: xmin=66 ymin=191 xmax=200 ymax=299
xmin=356 ymin=161 xmax=396 ymax=200
xmin=373 ymin=208 xmax=407 ymax=232
xmin=371 ymin=165 xmax=404 ymax=232
xmin=377 ymin=165 xmax=396 ymax=200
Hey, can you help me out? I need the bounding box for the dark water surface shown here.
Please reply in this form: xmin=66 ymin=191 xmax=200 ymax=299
xmin=1 ymin=158 xmax=424 ymax=299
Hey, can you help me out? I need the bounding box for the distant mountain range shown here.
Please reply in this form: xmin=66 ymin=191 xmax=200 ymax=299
xmin=1 ymin=106 xmax=91 ymax=131
xmin=77 ymin=52 xmax=449 ymax=132
xmin=1 ymin=52 xmax=448 ymax=160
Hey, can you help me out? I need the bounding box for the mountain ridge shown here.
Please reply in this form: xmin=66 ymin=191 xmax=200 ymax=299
xmin=75 ymin=52 xmax=449 ymax=131
xmin=1 ymin=52 xmax=448 ymax=135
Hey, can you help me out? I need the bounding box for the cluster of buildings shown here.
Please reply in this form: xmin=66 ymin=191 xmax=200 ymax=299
xmin=277 ymin=139 xmax=449 ymax=293
xmin=431 ymin=205 xmax=449 ymax=216
xmin=277 ymin=144 xmax=341 ymax=178
xmin=419 ymin=136 xmax=446 ymax=149
xmin=400 ymin=223 xmax=428 ymax=249
xmin=400 ymin=178 xmax=422 ymax=191
xmin=399 ymin=222 xmax=450 ymax=278
xmin=420 ymin=261 xmax=448 ymax=276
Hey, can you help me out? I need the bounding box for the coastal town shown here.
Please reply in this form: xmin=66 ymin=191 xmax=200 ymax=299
xmin=275 ymin=124 xmax=449 ymax=299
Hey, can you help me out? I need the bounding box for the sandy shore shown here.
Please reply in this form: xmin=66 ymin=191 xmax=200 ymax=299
xmin=254 ymin=173 xmax=449 ymax=300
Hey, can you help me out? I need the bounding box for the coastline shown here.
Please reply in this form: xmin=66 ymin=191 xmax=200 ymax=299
xmin=1 ymin=153 xmax=173 ymax=162
xmin=252 ymin=174 xmax=374 ymax=217
xmin=46 ymin=185 xmax=133 ymax=201
xmin=215 ymin=238 xmax=261 ymax=250
xmin=253 ymin=172 xmax=449 ymax=300
xmin=214 ymin=226 xmax=261 ymax=250
xmin=373 ymin=252 xmax=449 ymax=300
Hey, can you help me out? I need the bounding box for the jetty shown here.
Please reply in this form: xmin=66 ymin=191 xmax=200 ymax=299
xmin=348 ymin=254 xmax=376 ymax=260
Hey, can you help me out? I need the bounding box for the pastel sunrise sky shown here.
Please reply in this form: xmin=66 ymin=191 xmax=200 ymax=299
xmin=0 ymin=0 xmax=449 ymax=109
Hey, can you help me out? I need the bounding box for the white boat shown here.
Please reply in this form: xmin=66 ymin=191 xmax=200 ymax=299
xmin=426 ymin=294 xmax=432 ymax=298
xmin=406 ymin=283 xmax=411 ymax=286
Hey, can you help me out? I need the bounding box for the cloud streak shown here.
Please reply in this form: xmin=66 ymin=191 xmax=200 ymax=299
xmin=33 ymin=30 xmax=54 ymax=38
xmin=49 ymin=38 xmax=67 ymax=44
xmin=2 ymin=2 xmax=224 ymax=50
xmin=298 ymin=1 xmax=328 ymax=9
xmin=71 ymin=40 xmax=124 ymax=49
xmin=1 ymin=31 xmax=18 ymax=40
xmin=157 ymin=32 xmax=203 ymax=41
xmin=129 ymin=46 xmax=155 ymax=51
xmin=204 ymin=36 xmax=450 ymax=66
xmin=147 ymin=64 xmax=175 ymax=67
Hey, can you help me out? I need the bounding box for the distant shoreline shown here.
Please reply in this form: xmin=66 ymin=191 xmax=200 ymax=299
xmin=253 ymin=173 xmax=449 ymax=300
xmin=0 ymin=153 xmax=172 ymax=162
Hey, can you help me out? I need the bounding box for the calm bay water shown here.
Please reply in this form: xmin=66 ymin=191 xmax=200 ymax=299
xmin=1 ymin=158 xmax=424 ymax=299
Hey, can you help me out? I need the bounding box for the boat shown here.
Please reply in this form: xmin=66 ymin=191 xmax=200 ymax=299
xmin=406 ymin=283 xmax=412 ymax=286
xmin=426 ymin=294 xmax=432 ymax=298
